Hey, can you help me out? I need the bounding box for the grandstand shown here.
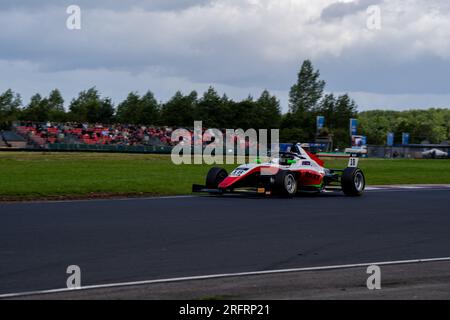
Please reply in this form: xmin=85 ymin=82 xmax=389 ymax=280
xmin=0 ymin=133 xmax=6 ymax=148
xmin=11 ymin=122 xmax=176 ymax=150
xmin=5 ymin=122 xmax=260 ymax=154
xmin=1 ymin=130 xmax=27 ymax=149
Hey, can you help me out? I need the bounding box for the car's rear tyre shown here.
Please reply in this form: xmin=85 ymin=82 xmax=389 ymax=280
xmin=341 ymin=167 xmax=365 ymax=197
xmin=275 ymin=170 xmax=297 ymax=197
xmin=206 ymin=167 xmax=228 ymax=189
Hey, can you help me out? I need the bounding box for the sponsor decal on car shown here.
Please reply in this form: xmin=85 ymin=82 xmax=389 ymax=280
xmin=230 ymin=168 xmax=249 ymax=177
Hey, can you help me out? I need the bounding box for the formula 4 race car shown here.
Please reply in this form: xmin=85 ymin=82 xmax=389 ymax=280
xmin=193 ymin=143 xmax=365 ymax=197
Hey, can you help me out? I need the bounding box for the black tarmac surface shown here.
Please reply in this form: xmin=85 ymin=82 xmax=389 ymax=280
xmin=1 ymin=188 xmax=450 ymax=296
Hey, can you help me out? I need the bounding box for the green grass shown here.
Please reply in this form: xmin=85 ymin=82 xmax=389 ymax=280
xmin=325 ymin=158 xmax=450 ymax=185
xmin=0 ymin=152 xmax=449 ymax=200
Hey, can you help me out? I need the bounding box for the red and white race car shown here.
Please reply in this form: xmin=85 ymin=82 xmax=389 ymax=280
xmin=193 ymin=143 xmax=365 ymax=197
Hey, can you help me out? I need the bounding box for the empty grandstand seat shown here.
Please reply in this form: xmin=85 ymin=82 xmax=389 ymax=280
xmin=2 ymin=131 xmax=26 ymax=142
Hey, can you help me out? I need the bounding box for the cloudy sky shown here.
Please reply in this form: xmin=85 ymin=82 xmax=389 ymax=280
xmin=1 ymin=0 xmax=450 ymax=111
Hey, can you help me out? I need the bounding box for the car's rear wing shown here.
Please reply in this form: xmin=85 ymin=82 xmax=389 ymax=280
xmin=347 ymin=153 xmax=360 ymax=168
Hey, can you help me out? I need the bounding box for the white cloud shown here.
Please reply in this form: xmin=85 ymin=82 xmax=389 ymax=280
xmin=342 ymin=91 xmax=450 ymax=110
xmin=1 ymin=0 xmax=450 ymax=110
xmin=0 ymin=59 xmax=289 ymax=110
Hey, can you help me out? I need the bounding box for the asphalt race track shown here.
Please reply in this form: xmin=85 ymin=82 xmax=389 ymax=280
xmin=1 ymin=187 xmax=450 ymax=297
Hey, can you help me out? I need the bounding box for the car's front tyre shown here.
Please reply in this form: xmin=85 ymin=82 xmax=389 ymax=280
xmin=206 ymin=167 xmax=228 ymax=189
xmin=275 ymin=170 xmax=297 ymax=197
xmin=341 ymin=167 xmax=365 ymax=196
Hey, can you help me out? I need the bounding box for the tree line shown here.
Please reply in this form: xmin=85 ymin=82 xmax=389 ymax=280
xmin=1 ymin=60 xmax=448 ymax=147
xmin=0 ymin=86 xmax=283 ymax=129
xmin=359 ymin=109 xmax=450 ymax=145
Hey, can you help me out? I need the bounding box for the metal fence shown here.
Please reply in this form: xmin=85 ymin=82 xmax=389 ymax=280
xmin=47 ymin=143 xmax=173 ymax=154
xmin=367 ymin=145 xmax=450 ymax=159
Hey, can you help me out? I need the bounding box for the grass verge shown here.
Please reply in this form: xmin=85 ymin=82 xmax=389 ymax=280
xmin=0 ymin=152 xmax=449 ymax=201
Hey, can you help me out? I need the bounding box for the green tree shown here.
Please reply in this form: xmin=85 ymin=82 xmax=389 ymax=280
xmin=0 ymin=89 xmax=22 ymax=128
xmin=334 ymin=94 xmax=358 ymax=129
xmin=116 ymin=92 xmax=141 ymax=124
xmin=195 ymin=87 xmax=223 ymax=128
xmin=313 ymin=93 xmax=358 ymax=147
xmin=228 ymin=96 xmax=257 ymax=129
xmin=287 ymin=60 xmax=326 ymax=140
xmin=332 ymin=128 xmax=351 ymax=149
xmin=280 ymin=113 xmax=309 ymax=142
xmin=116 ymin=91 xmax=160 ymax=125
xmin=358 ymin=110 xmax=396 ymax=145
xmin=316 ymin=93 xmax=336 ymax=129
xmin=97 ymin=98 xmax=115 ymax=124
xmin=358 ymin=109 xmax=450 ymax=145
xmin=279 ymin=127 xmax=309 ymax=143
xmin=217 ymin=94 xmax=235 ymax=128
xmin=48 ymin=89 xmax=65 ymax=112
xmin=20 ymin=89 xmax=67 ymax=122
xmin=254 ymin=90 xmax=282 ymax=129
xmin=47 ymin=89 xmax=67 ymax=122
xmin=21 ymin=94 xmax=51 ymax=122
xmin=161 ymin=91 xmax=196 ymax=127
xmin=139 ymin=91 xmax=160 ymax=125
xmin=69 ymin=87 xmax=115 ymax=123
xmin=289 ymin=60 xmax=325 ymax=117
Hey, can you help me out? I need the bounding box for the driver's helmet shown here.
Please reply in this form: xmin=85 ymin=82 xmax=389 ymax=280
xmin=279 ymin=143 xmax=293 ymax=153
xmin=290 ymin=144 xmax=303 ymax=155
xmin=279 ymin=143 xmax=302 ymax=154
xmin=278 ymin=143 xmax=298 ymax=165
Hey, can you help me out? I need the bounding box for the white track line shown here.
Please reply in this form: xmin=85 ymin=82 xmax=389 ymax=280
xmin=367 ymin=188 xmax=450 ymax=193
xmin=2 ymin=256 xmax=450 ymax=299
xmin=366 ymin=185 xmax=450 ymax=191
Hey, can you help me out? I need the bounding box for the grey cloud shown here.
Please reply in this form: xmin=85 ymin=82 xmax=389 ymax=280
xmin=321 ymin=0 xmax=384 ymax=21
xmin=317 ymin=53 xmax=450 ymax=95
xmin=1 ymin=0 xmax=450 ymax=111
xmin=0 ymin=0 xmax=212 ymax=12
xmin=0 ymin=5 xmax=277 ymax=88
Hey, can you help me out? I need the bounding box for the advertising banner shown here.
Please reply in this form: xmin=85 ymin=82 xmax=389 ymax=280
xmin=349 ymin=119 xmax=358 ymax=136
xmin=387 ymin=132 xmax=394 ymax=146
xmin=316 ymin=116 xmax=325 ymax=132
xmin=402 ymin=133 xmax=410 ymax=145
